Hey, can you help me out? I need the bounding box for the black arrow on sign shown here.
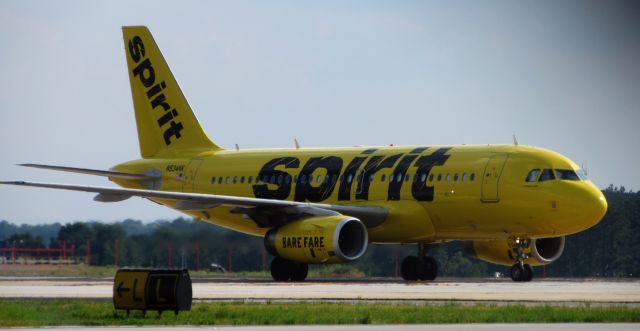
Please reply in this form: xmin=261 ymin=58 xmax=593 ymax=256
xmin=116 ymin=281 xmax=131 ymax=298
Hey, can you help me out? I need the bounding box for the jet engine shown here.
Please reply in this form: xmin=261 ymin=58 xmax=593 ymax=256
xmin=464 ymin=236 xmax=565 ymax=266
xmin=264 ymin=215 xmax=368 ymax=264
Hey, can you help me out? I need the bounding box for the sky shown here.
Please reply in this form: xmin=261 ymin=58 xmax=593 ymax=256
xmin=1 ymin=1 xmax=639 ymax=225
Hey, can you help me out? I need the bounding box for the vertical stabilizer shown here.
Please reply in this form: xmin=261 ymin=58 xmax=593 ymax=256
xmin=122 ymin=26 xmax=223 ymax=158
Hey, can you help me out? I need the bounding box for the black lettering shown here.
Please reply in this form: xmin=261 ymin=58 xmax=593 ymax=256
xmin=150 ymin=93 xmax=171 ymax=111
xmin=294 ymin=156 xmax=343 ymax=202
xmin=319 ymin=237 xmax=324 ymax=248
xmin=146 ymin=81 xmax=166 ymax=99
xmin=387 ymin=154 xmax=419 ymax=201
xmin=128 ymin=36 xmax=145 ymax=63
xmin=355 ymin=154 xmax=402 ymax=200
xmin=158 ymin=109 xmax=178 ymax=127
xmin=132 ymin=58 xmax=155 ymax=88
xmin=314 ymin=237 xmax=319 ymax=248
xmin=411 ymin=147 xmax=452 ymax=201
xmin=338 ymin=157 xmax=366 ymax=201
xmin=253 ymin=157 xmax=299 ymax=200
xmin=163 ymin=121 xmax=183 ymax=145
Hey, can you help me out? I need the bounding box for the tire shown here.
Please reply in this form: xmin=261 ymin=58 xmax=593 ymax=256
xmin=418 ymin=256 xmax=438 ymax=281
xmin=523 ymin=264 xmax=533 ymax=282
xmin=510 ymin=263 xmax=524 ymax=282
xmin=291 ymin=263 xmax=309 ymax=281
xmin=401 ymin=256 xmax=419 ymax=281
xmin=270 ymin=257 xmax=290 ymax=281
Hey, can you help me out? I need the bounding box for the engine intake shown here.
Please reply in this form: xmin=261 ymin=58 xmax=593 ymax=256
xmin=265 ymin=215 xmax=368 ymax=264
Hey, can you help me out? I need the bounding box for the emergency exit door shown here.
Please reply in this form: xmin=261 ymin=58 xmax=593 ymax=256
xmin=481 ymin=154 xmax=509 ymax=202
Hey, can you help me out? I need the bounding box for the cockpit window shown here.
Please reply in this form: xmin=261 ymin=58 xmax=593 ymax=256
xmin=577 ymin=169 xmax=588 ymax=180
xmin=555 ymin=169 xmax=580 ymax=181
xmin=538 ymin=169 xmax=555 ymax=182
xmin=525 ymin=169 xmax=541 ymax=182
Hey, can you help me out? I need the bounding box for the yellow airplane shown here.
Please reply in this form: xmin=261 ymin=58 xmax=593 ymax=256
xmin=1 ymin=26 xmax=608 ymax=282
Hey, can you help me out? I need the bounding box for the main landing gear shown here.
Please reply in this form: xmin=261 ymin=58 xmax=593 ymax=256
xmin=270 ymin=256 xmax=308 ymax=281
xmin=401 ymin=243 xmax=438 ymax=281
xmin=510 ymin=238 xmax=533 ymax=282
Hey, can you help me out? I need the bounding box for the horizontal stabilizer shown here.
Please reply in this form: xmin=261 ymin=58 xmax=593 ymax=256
xmin=19 ymin=164 xmax=158 ymax=181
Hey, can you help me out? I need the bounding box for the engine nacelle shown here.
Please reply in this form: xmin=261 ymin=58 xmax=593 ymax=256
xmin=264 ymin=215 xmax=368 ymax=264
xmin=464 ymin=236 xmax=565 ymax=266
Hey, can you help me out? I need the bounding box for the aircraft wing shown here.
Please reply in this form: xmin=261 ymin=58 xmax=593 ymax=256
xmin=0 ymin=181 xmax=387 ymax=228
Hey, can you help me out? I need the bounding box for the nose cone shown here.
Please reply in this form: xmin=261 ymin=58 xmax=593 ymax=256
xmin=583 ymin=184 xmax=608 ymax=228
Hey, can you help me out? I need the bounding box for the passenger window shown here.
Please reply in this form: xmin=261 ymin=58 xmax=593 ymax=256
xmin=233 ymin=176 xmax=238 ymax=184
xmin=285 ymin=175 xmax=291 ymax=184
xmin=470 ymin=173 xmax=475 ymax=181
xmin=225 ymin=176 xmax=231 ymax=184
xmin=332 ymin=174 xmax=338 ymax=183
xmin=369 ymin=174 xmax=374 ymax=182
xmin=347 ymin=174 xmax=353 ymax=183
xmin=405 ymin=174 xmax=410 ymax=182
xmin=555 ymin=169 xmax=580 ymax=180
xmin=218 ymin=177 xmax=223 ymax=184
xmin=211 ymin=176 xmax=216 ymax=184
xmin=293 ymin=175 xmax=298 ymax=183
xmin=325 ymin=175 xmax=330 ymax=183
xmin=539 ymin=169 xmax=555 ymax=182
xmin=525 ymin=169 xmax=541 ymax=182
xmin=397 ymin=174 xmax=402 ymax=183
xmin=437 ymin=174 xmax=442 ymax=181
xmin=301 ymin=175 xmax=307 ymax=184
xmin=381 ymin=174 xmax=386 ymax=182
xmin=248 ymin=176 xmax=253 ymax=184
xmin=270 ymin=175 xmax=276 ymax=183
xmin=461 ymin=173 xmax=467 ymax=182
xmin=428 ymin=174 xmax=433 ymax=182
xmin=317 ymin=175 xmax=322 ymax=183
xmin=445 ymin=174 xmax=450 ymax=181
xmin=454 ymin=173 xmax=459 ymax=181
xmin=240 ymin=176 xmax=245 ymax=184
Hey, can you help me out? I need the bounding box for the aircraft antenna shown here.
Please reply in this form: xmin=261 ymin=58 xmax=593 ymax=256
xmin=512 ymin=134 xmax=519 ymax=146
xmin=235 ymin=144 xmax=240 ymax=151
xmin=294 ymin=139 xmax=300 ymax=149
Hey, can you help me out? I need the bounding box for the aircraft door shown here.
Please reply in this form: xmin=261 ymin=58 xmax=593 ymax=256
xmin=182 ymin=159 xmax=204 ymax=192
xmin=481 ymin=154 xmax=509 ymax=202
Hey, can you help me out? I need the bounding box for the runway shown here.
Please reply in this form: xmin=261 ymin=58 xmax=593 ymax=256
xmin=1 ymin=278 xmax=639 ymax=304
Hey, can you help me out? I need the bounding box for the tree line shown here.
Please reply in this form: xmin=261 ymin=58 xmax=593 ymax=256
xmin=1 ymin=186 xmax=637 ymax=277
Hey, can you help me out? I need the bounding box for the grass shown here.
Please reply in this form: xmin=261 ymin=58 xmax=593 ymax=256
xmin=0 ymin=299 xmax=638 ymax=326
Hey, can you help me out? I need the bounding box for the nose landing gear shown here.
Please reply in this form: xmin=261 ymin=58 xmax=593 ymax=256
xmin=510 ymin=238 xmax=533 ymax=282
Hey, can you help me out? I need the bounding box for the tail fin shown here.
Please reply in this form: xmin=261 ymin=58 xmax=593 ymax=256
xmin=122 ymin=26 xmax=223 ymax=158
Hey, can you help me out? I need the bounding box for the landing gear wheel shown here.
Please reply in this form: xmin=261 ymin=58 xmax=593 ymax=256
xmin=418 ymin=256 xmax=438 ymax=281
xmin=270 ymin=257 xmax=309 ymax=282
xmin=270 ymin=257 xmax=290 ymax=281
xmin=523 ymin=264 xmax=533 ymax=282
xmin=401 ymin=256 xmax=419 ymax=281
xmin=401 ymin=255 xmax=438 ymax=281
xmin=291 ymin=263 xmax=309 ymax=281
xmin=510 ymin=263 xmax=533 ymax=282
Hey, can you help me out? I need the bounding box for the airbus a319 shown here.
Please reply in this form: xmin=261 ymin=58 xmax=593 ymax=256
xmin=1 ymin=26 xmax=608 ymax=282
